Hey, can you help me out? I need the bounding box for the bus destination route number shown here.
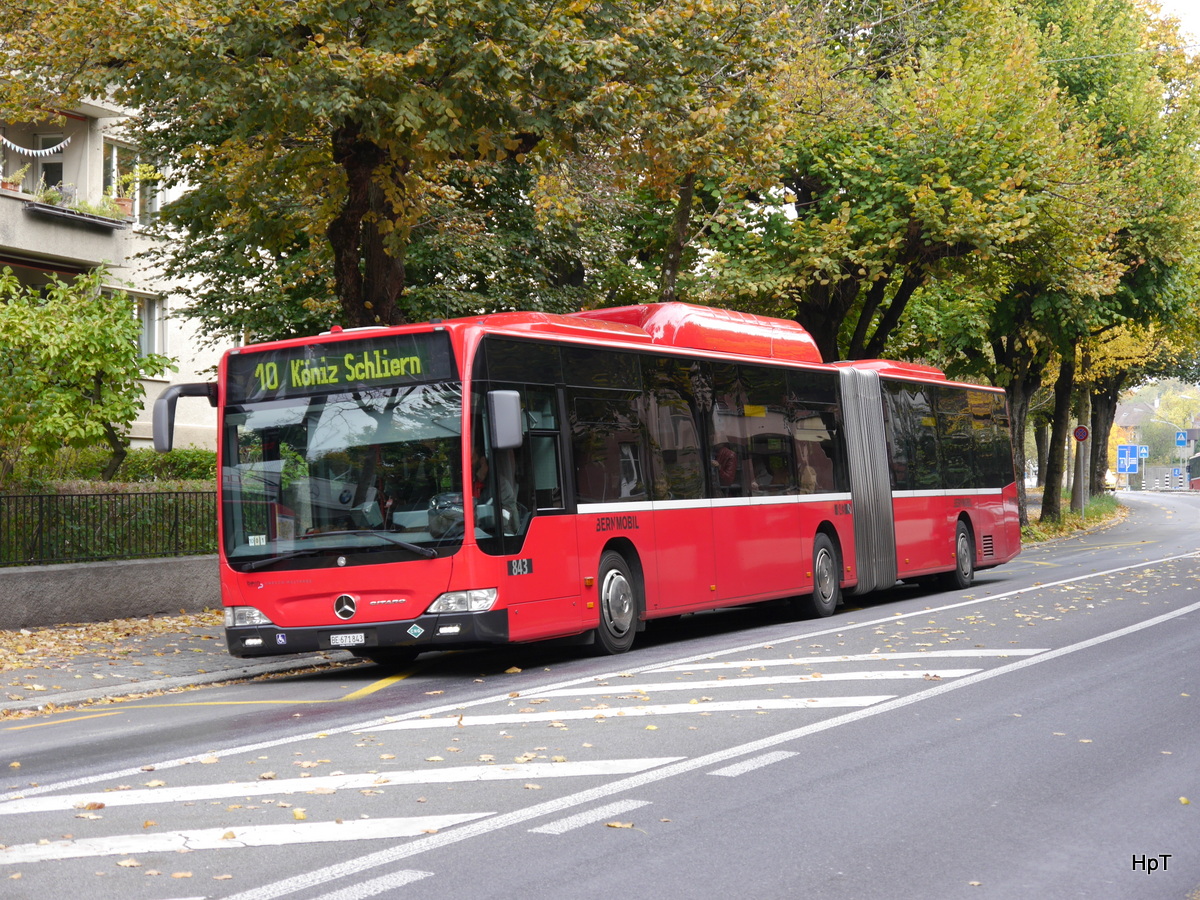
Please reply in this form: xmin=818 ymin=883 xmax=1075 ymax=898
xmin=509 ymin=559 xmax=534 ymax=576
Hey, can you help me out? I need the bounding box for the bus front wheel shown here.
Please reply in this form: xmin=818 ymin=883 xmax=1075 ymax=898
xmin=595 ymin=551 xmax=638 ymax=654
xmin=795 ymin=533 xmax=841 ymax=618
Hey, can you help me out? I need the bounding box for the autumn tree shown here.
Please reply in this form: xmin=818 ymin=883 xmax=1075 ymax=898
xmin=0 ymin=0 xmax=804 ymax=338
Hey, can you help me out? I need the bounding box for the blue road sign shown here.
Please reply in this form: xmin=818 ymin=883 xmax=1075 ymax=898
xmin=1139 ymin=445 xmax=1149 ymax=458
xmin=1177 ymin=432 xmax=1188 ymax=447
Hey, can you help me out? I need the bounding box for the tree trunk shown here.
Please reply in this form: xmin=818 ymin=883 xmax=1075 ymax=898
xmin=327 ymin=124 xmax=407 ymax=328
xmin=659 ymin=172 xmax=696 ymax=305
xmin=846 ymin=274 xmax=890 ymax=359
xmin=797 ymin=277 xmax=860 ymax=362
xmin=1089 ymin=374 xmax=1124 ymax=495
xmin=1004 ymin=367 xmax=1042 ymax=528
xmin=861 ymin=269 xmax=924 ymax=359
xmin=100 ymin=422 xmax=128 ymax=482
xmin=1040 ymin=351 xmax=1076 ymax=523
xmin=992 ymin=309 xmax=1050 ymax=528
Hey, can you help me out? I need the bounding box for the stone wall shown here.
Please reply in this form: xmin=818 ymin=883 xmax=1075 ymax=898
xmin=0 ymin=556 xmax=219 ymax=630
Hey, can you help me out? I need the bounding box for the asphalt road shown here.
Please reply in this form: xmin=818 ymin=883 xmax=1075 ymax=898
xmin=2 ymin=491 xmax=1198 ymax=899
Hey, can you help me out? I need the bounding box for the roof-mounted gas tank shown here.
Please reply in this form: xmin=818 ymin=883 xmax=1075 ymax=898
xmin=572 ymin=302 xmax=823 ymax=364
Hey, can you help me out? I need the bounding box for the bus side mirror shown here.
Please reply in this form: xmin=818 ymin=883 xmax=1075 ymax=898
xmin=154 ymin=382 xmax=217 ymax=452
xmin=488 ymin=390 xmax=524 ymax=450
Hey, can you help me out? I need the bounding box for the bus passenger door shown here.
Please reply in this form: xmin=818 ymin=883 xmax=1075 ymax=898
xmin=476 ymin=385 xmax=584 ymax=640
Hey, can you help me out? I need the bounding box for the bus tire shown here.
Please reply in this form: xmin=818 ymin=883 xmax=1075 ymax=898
xmin=795 ymin=533 xmax=841 ymax=618
xmin=595 ymin=551 xmax=638 ymax=654
xmin=941 ymin=520 xmax=975 ymax=590
xmin=353 ymin=648 xmax=420 ymax=668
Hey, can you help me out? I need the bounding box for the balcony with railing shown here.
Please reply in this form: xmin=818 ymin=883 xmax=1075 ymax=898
xmin=1 ymin=103 xmax=153 ymax=276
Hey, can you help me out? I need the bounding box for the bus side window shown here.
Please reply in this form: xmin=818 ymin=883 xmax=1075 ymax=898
xmin=710 ymin=363 xmax=749 ymax=496
xmin=646 ymin=355 xmax=705 ymax=501
xmin=570 ymin=390 xmax=647 ymax=504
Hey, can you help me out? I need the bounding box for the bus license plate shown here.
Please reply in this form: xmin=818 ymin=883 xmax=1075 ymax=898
xmin=329 ymin=632 xmax=366 ymax=647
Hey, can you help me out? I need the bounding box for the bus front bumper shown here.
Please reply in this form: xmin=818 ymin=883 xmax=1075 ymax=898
xmin=226 ymin=609 xmax=510 ymax=658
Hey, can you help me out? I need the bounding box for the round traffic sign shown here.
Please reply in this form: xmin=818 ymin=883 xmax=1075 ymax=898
xmin=1073 ymin=425 xmax=1090 ymax=442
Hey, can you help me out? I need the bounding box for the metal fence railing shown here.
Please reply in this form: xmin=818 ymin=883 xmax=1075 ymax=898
xmin=0 ymin=492 xmax=217 ymax=567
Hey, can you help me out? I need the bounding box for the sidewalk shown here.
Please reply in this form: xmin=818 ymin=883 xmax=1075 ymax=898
xmin=1 ymin=614 xmax=352 ymax=715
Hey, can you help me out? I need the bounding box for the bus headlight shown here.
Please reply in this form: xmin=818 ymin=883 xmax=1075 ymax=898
xmin=224 ymin=606 xmax=275 ymax=627
xmin=427 ymin=588 xmax=497 ymax=614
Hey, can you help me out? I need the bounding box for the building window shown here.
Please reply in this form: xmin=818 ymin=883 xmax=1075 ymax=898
xmin=103 ymin=140 xmax=160 ymax=225
xmin=136 ymin=296 xmax=165 ymax=358
xmin=37 ymin=134 xmax=64 ymax=189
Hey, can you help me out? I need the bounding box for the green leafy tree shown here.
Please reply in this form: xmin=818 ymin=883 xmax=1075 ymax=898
xmin=0 ymin=268 xmax=173 ymax=487
xmin=890 ymin=0 xmax=1200 ymax=523
xmin=1014 ymin=0 xmax=1200 ymax=520
xmin=703 ymin=0 xmax=1094 ymax=364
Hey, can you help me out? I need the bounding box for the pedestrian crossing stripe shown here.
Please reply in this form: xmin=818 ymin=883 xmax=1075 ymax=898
xmin=373 ymin=696 xmax=897 ymax=731
xmin=0 ymin=815 xmax=490 ymax=864
xmin=0 ymin=759 xmax=683 ymax=816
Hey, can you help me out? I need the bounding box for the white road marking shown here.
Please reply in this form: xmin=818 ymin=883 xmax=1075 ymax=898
xmin=708 ymin=751 xmax=799 ymax=778
xmin=0 ymin=815 xmax=489 ymax=864
xmin=0 ymin=759 xmax=681 ymax=816
xmin=309 ymin=870 xmax=434 ymax=900
xmin=528 ymin=799 xmax=651 ymax=835
xmin=370 ymin=697 xmax=896 ymax=731
xmin=530 ymin=669 xmax=982 ymax=697
xmin=218 ymin=599 xmax=1200 ymax=900
xmin=649 ymin=649 xmax=1048 ymax=672
xmin=7 ymin=552 xmax=1191 ymax=808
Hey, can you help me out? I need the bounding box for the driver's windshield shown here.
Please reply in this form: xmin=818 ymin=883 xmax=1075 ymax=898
xmin=222 ymin=383 xmax=464 ymax=568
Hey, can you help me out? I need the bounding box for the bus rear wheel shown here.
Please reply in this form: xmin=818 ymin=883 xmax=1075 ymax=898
xmin=595 ymin=551 xmax=638 ymax=654
xmin=794 ymin=533 xmax=841 ymax=618
xmin=940 ymin=520 xmax=975 ymax=590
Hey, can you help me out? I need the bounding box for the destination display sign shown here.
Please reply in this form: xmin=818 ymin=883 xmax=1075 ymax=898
xmin=226 ymin=331 xmax=456 ymax=403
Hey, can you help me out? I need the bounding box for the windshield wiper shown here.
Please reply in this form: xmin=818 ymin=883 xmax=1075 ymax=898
xmin=299 ymin=529 xmax=439 ymax=560
xmin=244 ymin=549 xmax=321 ymax=571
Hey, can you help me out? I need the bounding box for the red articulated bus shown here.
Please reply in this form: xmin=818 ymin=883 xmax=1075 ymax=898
xmin=155 ymin=302 xmax=1020 ymax=664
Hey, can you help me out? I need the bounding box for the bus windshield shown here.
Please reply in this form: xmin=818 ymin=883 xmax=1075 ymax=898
xmin=222 ymin=383 xmax=465 ymax=569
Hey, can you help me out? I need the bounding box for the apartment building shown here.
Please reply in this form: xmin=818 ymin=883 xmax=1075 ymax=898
xmin=0 ymin=100 xmax=220 ymax=450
